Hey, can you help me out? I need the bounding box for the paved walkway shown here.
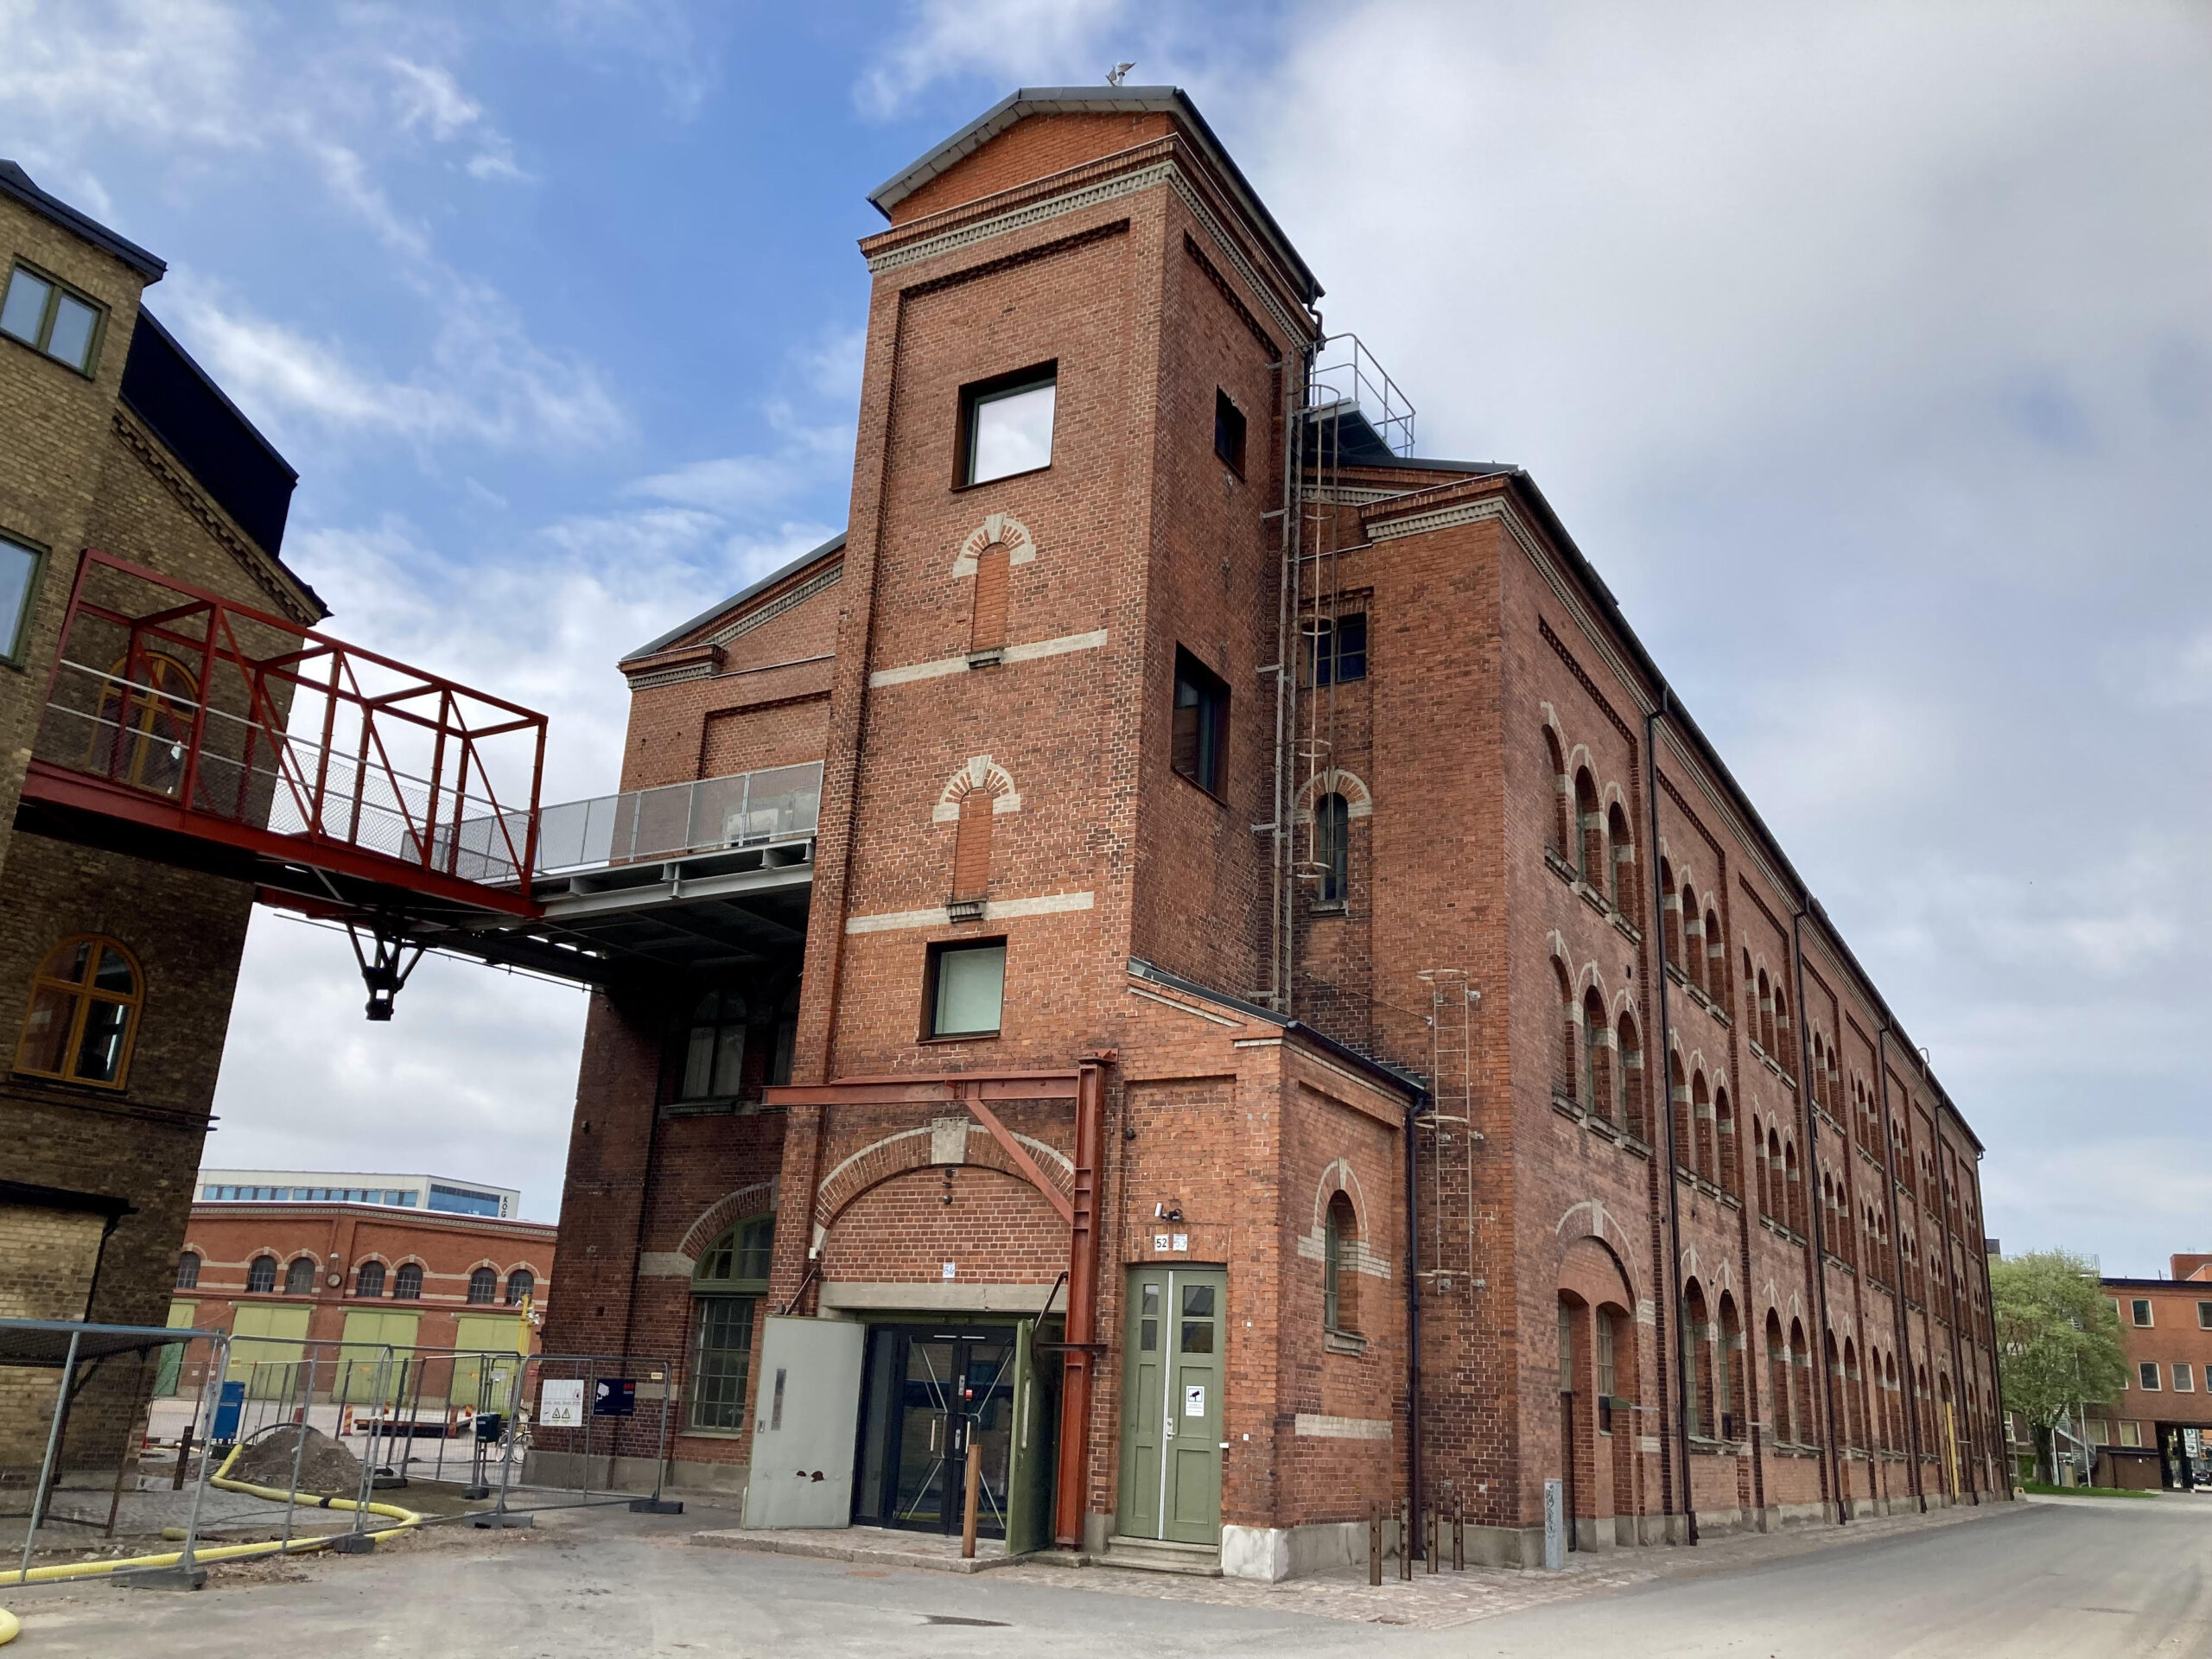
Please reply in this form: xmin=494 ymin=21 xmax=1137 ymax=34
xmin=982 ymin=1497 xmax=2016 ymax=1630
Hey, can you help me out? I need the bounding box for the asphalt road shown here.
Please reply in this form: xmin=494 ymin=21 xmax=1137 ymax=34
xmin=7 ymin=1493 xmax=2208 ymax=1656
xmin=1417 ymin=1493 xmax=2212 ymax=1659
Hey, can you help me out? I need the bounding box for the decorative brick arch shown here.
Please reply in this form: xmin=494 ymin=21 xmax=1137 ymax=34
xmin=1554 ymin=1200 xmax=1641 ymax=1300
xmin=814 ymin=1120 xmax=1073 ymax=1232
xmin=1291 ymin=768 xmax=1373 ymax=824
xmin=931 ymin=755 xmax=1021 ymax=823
xmin=950 ymin=512 xmax=1037 ymax=576
xmin=677 ymin=1180 xmax=779 ymax=1264
xmin=1308 ymin=1157 xmax=1370 ymax=1237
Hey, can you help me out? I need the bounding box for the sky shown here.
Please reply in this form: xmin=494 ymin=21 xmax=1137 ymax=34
xmin=3 ymin=1 xmax=2206 ymax=1274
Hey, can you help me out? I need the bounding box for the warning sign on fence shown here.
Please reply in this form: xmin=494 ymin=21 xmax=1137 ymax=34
xmin=540 ymin=1378 xmax=585 ymax=1427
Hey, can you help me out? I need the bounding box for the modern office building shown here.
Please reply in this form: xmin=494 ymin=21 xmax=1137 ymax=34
xmin=538 ymin=86 xmax=2007 ymax=1576
xmin=196 ymin=1169 xmax=522 ymax=1219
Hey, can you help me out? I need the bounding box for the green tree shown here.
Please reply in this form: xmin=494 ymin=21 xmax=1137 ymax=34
xmin=1989 ymin=1249 xmax=2129 ymax=1483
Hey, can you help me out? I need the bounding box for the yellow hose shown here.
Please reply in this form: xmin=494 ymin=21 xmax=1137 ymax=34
xmin=1 ymin=1439 xmax=423 ymax=1645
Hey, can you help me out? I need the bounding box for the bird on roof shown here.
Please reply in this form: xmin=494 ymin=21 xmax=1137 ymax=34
xmin=1108 ymin=62 xmax=1135 ymax=86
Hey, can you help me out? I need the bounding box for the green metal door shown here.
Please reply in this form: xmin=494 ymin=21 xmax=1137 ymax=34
xmin=1002 ymin=1319 xmax=1057 ymax=1555
xmin=1117 ymin=1267 xmax=1224 ymax=1545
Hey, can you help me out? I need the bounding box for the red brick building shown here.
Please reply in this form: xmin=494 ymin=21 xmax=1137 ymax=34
xmin=540 ymin=87 xmax=2006 ymax=1576
xmin=164 ymin=1185 xmax=553 ymax=1405
xmin=2085 ymin=1257 xmax=2212 ymax=1491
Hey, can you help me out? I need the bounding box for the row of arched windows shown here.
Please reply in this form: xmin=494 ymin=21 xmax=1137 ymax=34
xmin=1751 ymin=1113 xmax=1804 ymax=1237
xmin=1544 ymin=731 xmax=1640 ymax=912
xmin=1554 ymin=963 xmax=1648 ymax=1145
xmin=181 ymin=1250 xmax=533 ymax=1305
xmin=1659 ymin=858 xmax=1729 ymax=1006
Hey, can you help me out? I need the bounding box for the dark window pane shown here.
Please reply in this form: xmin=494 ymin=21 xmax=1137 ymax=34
xmin=394 ymin=1263 xmax=423 ymax=1300
xmin=1182 ymin=1284 xmax=1215 ymax=1318
xmin=73 ymin=997 xmax=130 ymax=1083
xmin=246 ymin=1256 xmax=276 ymax=1294
xmin=16 ymin=985 xmax=74 ymax=1074
xmin=1214 ymin=389 xmax=1246 ymax=474
xmin=1140 ymin=1318 xmax=1158 ymax=1351
xmin=1 ymin=537 xmax=37 ymax=659
xmin=505 ymin=1269 xmax=533 ymax=1304
xmin=1180 ymin=1321 xmax=1214 ymax=1354
xmin=691 ymin=1297 xmax=757 ymax=1430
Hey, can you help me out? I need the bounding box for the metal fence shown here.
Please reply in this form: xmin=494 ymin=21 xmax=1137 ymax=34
xmin=3 ymin=1319 xmax=685 ymax=1598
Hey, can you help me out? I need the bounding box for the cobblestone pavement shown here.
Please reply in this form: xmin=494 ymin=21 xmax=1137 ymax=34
xmin=992 ymin=1498 xmax=2018 ymax=1630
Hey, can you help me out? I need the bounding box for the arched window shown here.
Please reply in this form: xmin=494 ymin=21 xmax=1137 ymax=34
xmin=692 ymin=1214 xmax=774 ymax=1432
xmin=1554 ymin=961 xmax=1577 ymax=1103
xmin=15 ymin=936 xmax=143 ymax=1088
xmin=91 ymin=650 xmax=197 ymax=795
xmin=1574 ymin=769 xmax=1602 ymax=885
xmin=1324 ymin=1191 xmax=1359 ymax=1332
xmin=969 ymin=536 xmax=1009 ymax=654
xmin=1772 ymin=988 xmax=1792 ymax=1075
xmin=953 ymin=786 xmax=994 ymax=902
xmin=1659 ymin=858 xmax=1681 ymax=971
xmin=680 ymin=988 xmax=747 ymax=1101
xmin=1783 ymin=1138 xmax=1804 ymax=1236
xmin=1766 ymin=1127 xmax=1784 ymax=1224
xmin=1581 ymin=989 xmax=1610 ymax=1122
xmin=1315 ymin=792 xmax=1350 ymax=905
xmin=1791 ymin=1319 xmax=1815 ymax=1448
xmin=1681 ymin=888 xmax=1704 ymax=993
xmin=1544 ymin=728 xmax=1570 ymax=859
xmin=354 ymin=1261 xmax=385 ymax=1298
xmin=1714 ymin=1085 xmax=1738 ymax=1198
xmin=505 ymin=1268 xmax=534 ymax=1306
xmin=1606 ymin=803 xmax=1635 ymax=908
xmin=392 ymin=1262 xmax=423 ymax=1300
xmin=1767 ymin=1313 xmax=1792 ymax=1443
xmin=1616 ymin=1014 xmax=1645 ymax=1141
xmin=1752 ymin=1116 xmax=1769 ymax=1219
xmin=175 ymin=1251 xmax=200 ymax=1291
xmin=245 ymin=1255 xmax=276 ymax=1294
xmin=1682 ymin=1282 xmax=1713 ymax=1438
xmin=284 ymin=1255 xmax=317 ymax=1295
xmin=1844 ymin=1338 xmax=1866 ymax=1448
xmin=1755 ymin=969 xmax=1776 ymax=1055
xmin=1692 ymin=1070 xmax=1714 ymax=1180
xmin=1703 ymin=908 xmax=1726 ymax=1002
xmin=1670 ymin=1052 xmax=1691 ymax=1173
xmin=1718 ymin=1294 xmax=1745 ymax=1440
xmin=468 ymin=1267 xmax=498 ymax=1305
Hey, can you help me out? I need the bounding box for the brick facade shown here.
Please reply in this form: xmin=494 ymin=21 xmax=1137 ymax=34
xmin=0 ymin=167 xmax=321 ymax=1477
xmin=542 ymin=89 xmax=2005 ymax=1572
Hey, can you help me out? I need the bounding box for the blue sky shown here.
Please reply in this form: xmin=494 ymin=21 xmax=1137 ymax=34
xmin=5 ymin=2 xmax=2208 ymax=1276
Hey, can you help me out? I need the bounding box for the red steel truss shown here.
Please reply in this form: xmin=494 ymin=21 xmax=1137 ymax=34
xmin=21 ymin=549 xmax=547 ymax=923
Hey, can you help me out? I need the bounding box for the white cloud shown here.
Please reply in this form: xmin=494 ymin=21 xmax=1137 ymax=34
xmin=387 ymin=55 xmax=482 ymax=141
xmin=0 ymin=0 xmax=255 ymax=149
xmin=626 ymin=455 xmax=799 ymax=515
xmin=856 ymin=0 xmax=1130 ymax=117
xmin=165 ymin=279 xmax=625 ymax=453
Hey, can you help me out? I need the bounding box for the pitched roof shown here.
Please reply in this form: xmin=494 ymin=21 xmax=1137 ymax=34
xmin=622 ymin=531 xmax=847 ymax=664
xmin=0 ymin=160 xmax=165 ymax=280
xmin=866 ymin=87 xmax=1320 ymax=305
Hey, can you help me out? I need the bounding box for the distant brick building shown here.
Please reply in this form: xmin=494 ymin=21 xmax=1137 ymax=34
xmin=162 ymin=1185 xmax=552 ymax=1406
xmin=2083 ymin=1257 xmax=2212 ymax=1491
xmin=540 ymin=87 xmax=2006 ymax=1574
xmin=0 ymin=161 xmax=320 ymax=1477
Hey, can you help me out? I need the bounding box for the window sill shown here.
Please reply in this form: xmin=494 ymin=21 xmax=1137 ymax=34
xmin=1325 ymin=1329 xmax=1368 ymax=1356
xmin=920 ymin=1031 xmax=1002 ymax=1046
xmin=1609 ymin=912 xmax=1643 ymax=945
xmin=964 ymin=648 xmax=1003 ymax=671
xmin=1308 ymin=900 xmax=1348 ymax=917
xmin=1170 ymin=766 xmax=1228 ymax=806
xmin=1543 ymin=849 xmax=1577 ymax=883
xmin=952 ymin=462 xmax=1052 ymax=493
xmin=676 ymin=1425 xmax=751 ymax=1441
xmin=9 ymin=1070 xmax=129 ymax=1096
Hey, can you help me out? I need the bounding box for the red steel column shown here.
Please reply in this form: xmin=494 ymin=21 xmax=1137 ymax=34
xmin=1055 ymin=1056 xmax=1107 ymax=1548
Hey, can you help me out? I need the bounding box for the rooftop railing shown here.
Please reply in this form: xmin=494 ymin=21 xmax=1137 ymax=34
xmin=446 ymin=760 xmax=823 ymax=881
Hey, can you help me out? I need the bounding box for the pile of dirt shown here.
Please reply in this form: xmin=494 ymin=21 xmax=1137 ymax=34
xmin=226 ymin=1426 xmax=365 ymax=1497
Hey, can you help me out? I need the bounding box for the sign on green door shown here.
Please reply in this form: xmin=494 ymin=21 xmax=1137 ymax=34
xmin=1117 ymin=1266 xmax=1224 ymax=1545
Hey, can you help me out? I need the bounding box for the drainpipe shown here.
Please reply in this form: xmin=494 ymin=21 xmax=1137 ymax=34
xmin=1643 ymin=697 xmax=1696 ymax=1544
xmin=1404 ymin=1088 xmax=1425 ymax=1560
xmin=1789 ymin=906 xmax=1847 ymax=1525
xmin=1967 ymin=1144 xmax=2007 ymax=1495
xmin=1874 ymin=1027 xmax=1927 ymax=1510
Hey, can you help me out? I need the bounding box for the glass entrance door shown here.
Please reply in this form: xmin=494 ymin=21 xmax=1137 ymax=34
xmin=855 ymin=1325 xmax=1016 ymax=1535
